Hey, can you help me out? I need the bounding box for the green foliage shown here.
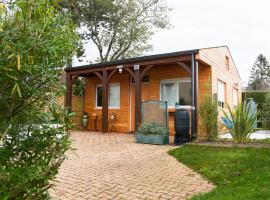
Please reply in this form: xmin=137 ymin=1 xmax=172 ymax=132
xmin=262 ymin=92 xmax=270 ymax=128
xmin=199 ymin=95 xmax=218 ymax=141
xmin=222 ymin=102 xmax=258 ymax=143
xmin=0 ymin=0 xmax=78 ymax=199
xmin=242 ymin=91 xmax=268 ymax=127
xmin=242 ymin=91 xmax=267 ymax=111
xmin=169 ymin=145 xmax=270 ymax=200
xmin=248 ymin=54 xmax=270 ymax=90
xmin=73 ymin=77 xmax=86 ymax=96
xmin=138 ymin=122 xmax=167 ymax=135
xmin=0 ymin=106 xmax=72 ymax=199
xmin=60 ymin=0 xmax=171 ymax=62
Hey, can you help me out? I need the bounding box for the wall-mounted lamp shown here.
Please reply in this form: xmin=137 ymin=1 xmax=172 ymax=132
xmin=117 ymin=65 xmax=123 ymax=73
xmin=134 ymin=64 xmax=140 ymax=70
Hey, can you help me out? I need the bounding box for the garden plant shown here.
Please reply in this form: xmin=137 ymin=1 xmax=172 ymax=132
xmin=199 ymin=95 xmax=218 ymax=141
xmin=222 ymin=101 xmax=258 ymax=143
xmin=0 ymin=0 xmax=78 ymax=199
xmin=138 ymin=122 xmax=167 ymax=135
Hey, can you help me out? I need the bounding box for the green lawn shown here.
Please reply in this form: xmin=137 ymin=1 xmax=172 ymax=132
xmin=169 ymin=145 xmax=270 ymax=200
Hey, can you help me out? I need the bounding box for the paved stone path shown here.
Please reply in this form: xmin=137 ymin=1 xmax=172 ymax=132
xmin=50 ymin=131 xmax=214 ymax=200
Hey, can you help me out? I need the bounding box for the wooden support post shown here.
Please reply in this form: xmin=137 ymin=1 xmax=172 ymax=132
xmin=191 ymin=54 xmax=198 ymax=138
xmin=65 ymin=73 xmax=72 ymax=108
xmin=134 ymin=66 xmax=141 ymax=131
xmin=102 ymin=69 xmax=109 ymax=133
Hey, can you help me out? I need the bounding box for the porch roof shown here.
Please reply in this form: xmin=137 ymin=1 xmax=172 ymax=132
xmin=65 ymin=49 xmax=199 ymax=72
xmin=65 ymin=49 xmax=200 ymax=136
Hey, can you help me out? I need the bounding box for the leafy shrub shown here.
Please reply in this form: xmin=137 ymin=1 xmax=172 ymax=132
xmin=0 ymin=105 xmax=74 ymax=199
xmin=199 ymin=95 xmax=218 ymax=141
xmin=222 ymin=101 xmax=258 ymax=143
xmin=262 ymin=92 xmax=270 ymax=129
xmin=0 ymin=0 xmax=78 ymax=199
xmin=73 ymin=77 xmax=86 ymax=96
xmin=138 ymin=122 xmax=167 ymax=135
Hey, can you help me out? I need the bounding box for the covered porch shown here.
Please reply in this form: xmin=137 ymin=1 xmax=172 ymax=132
xmin=65 ymin=50 xmax=204 ymax=138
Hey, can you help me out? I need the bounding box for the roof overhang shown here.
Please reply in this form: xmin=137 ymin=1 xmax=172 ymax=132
xmin=65 ymin=49 xmax=199 ymax=73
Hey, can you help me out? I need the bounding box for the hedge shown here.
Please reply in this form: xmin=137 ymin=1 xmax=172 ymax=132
xmin=242 ymin=91 xmax=269 ymax=128
xmin=242 ymin=91 xmax=268 ymax=111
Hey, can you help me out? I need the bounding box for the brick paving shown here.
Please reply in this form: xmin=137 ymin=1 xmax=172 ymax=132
xmin=50 ymin=131 xmax=214 ymax=200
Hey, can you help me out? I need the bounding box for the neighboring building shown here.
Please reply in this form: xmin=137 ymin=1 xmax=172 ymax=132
xmin=65 ymin=46 xmax=241 ymax=139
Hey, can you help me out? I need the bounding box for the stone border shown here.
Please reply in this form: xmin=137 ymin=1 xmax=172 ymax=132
xmin=190 ymin=141 xmax=270 ymax=148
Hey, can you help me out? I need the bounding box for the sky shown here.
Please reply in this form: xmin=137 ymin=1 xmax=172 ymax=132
xmin=73 ymin=0 xmax=270 ymax=86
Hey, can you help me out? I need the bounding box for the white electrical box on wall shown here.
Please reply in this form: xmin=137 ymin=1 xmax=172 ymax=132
xmin=134 ymin=65 xmax=140 ymax=70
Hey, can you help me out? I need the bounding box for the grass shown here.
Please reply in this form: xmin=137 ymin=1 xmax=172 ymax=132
xmin=169 ymin=145 xmax=270 ymax=200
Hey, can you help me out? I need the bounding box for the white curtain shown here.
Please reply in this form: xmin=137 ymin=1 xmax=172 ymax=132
xmin=109 ymin=84 xmax=120 ymax=107
xmin=162 ymin=83 xmax=178 ymax=107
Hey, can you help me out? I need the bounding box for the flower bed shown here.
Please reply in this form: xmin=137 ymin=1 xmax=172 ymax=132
xmin=135 ymin=122 xmax=168 ymax=145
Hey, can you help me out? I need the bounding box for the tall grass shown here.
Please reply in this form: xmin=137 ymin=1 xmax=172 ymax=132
xmin=199 ymin=96 xmax=218 ymax=141
xmin=222 ymin=101 xmax=258 ymax=143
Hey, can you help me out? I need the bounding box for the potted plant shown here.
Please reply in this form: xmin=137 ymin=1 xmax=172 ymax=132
xmin=135 ymin=122 xmax=168 ymax=145
xmin=82 ymin=112 xmax=89 ymax=128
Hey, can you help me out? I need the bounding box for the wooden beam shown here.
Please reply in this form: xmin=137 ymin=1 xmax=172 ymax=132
xmin=140 ymin=65 xmax=154 ymax=80
xmin=67 ymin=55 xmax=192 ymax=76
xmin=71 ymin=75 xmax=79 ymax=85
xmin=128 ymin=55 xmax=192 ymax=67
xmin=123 ymin=67 xmax=135 ymax=79
xmin=101 ymin=69 xmax=108 ymax=133
xmin=134 ymin=66 xmax=141 ymax=131
xmin=69 ymin=68 xmax=103 ymax=76
xmin=107 ymin=68 xmax=118 ymax=82
xmin=93 ymin=71 xmax=103 ymax=82
xmin=176 ymin=62 xmax=191 ymax=75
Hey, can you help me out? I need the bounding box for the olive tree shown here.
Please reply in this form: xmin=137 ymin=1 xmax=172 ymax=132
xmin=60 ymin=0 xmax=171 ymax=62
xmin=60 ymin=0 xmax=171 ymax=95
xmin=0 ymin=0 xmax=78 ymax=199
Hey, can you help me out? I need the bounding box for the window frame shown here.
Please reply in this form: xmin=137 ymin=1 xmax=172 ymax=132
xmin=160 ymin=78 xmax=191 ymax=108
xmin=96 ymin=85 xmax=103 ymax=108
xmin=217 ymin=80 xmax=226 ymax=108
xmin=95 ymin=83 xmax=120 ymax=109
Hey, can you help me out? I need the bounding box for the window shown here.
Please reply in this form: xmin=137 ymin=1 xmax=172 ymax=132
xmin=96 ymin=84 xmax=120 ymax=108
xmin=96 ymin=85 xmax=103 ymax=107
xmin=225 ymin=56 xmax=229 ymax=70
xmin=217 ymin=81 xmax=225 ymax=108
xmin=109 ymin=84 xmax=120 ymax=108
xmin=233 ymin=88 xmax=238 ymax=107
xmin=160 ymin=79 xmax=191 ymax=107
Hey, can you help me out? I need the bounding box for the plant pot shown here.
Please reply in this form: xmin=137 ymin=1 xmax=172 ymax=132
xmin=135 ymin=133 xmax=167 ymax=145
xmin=82 ymin=114 xmax=89 ymax=128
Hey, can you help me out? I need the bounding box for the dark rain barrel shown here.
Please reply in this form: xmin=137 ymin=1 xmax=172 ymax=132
xmin=174 ymin=109 xmax=190 ymax=144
